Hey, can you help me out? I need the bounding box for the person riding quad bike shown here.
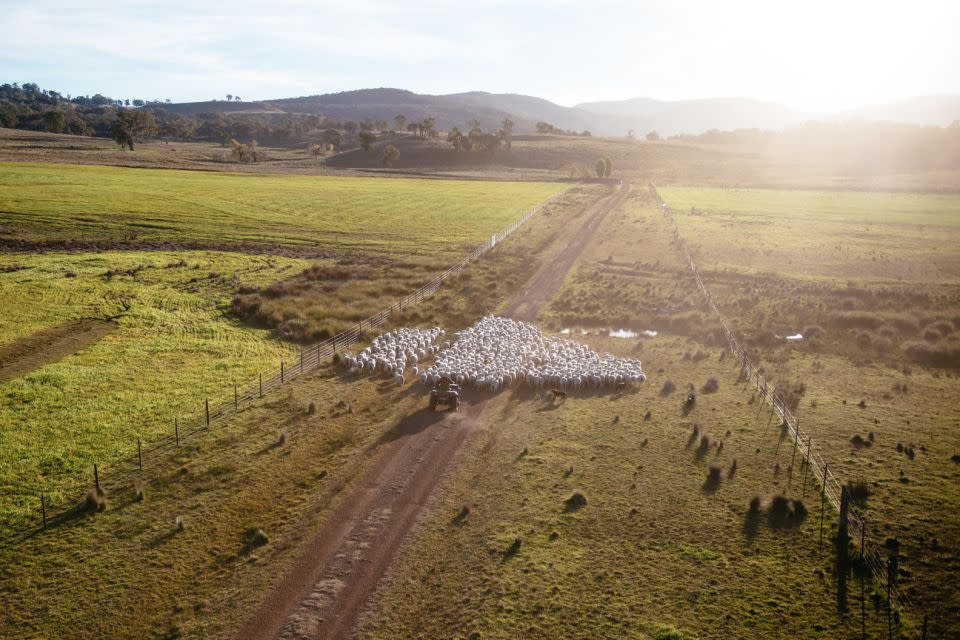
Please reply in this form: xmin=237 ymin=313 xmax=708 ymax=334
xmin=429 ymin=376 xmax=461 ymax=411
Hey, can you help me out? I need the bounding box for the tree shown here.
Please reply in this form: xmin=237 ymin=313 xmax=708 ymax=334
xmin=604 ymin=157 xmax=613 ymax=177
xmin=235 ymin=96 xmax=241 ymax=102
xmin=646 ymin=130 xmax=660 ymax=141
xmin=394 ymin=114 xmax=406 ymax=132
xmin=132 ymin=99 xmax=144 ymax=107
xmin=323 ymin=128 xmax=342 ymax=150
xmin=501 ymin=117 xmax=514 ymax=134
xmin=447 ymin=127 xmax=466 ymax=151
xmin=108 ymin=109 xmax=157 ymax=150
xmin=343 ymin=120 xmax=358 ymax=134
xmin=227 ymin=94 xmax=232 ymax=102
xmin=422 ymin=117 xmax=436 ymax=138
xmin=42 ymin=110 xmax=66 ymax=133
xmin=381 ymin=144 xmax=400 ymax=166
xmin=358 ymin=130 xmax=377 ymax=151
xmin=309 ymin=143 xmax=323 ymax=159
xmin=595 ymin=159 xmax=606 ymax=178
xmin=406 ymin=122 xmax=418 ymax=136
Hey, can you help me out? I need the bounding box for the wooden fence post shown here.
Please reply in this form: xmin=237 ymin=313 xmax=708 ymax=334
xmin=94 ymin=463 xmax=100 ymax=494
xmin=137 ymin=439 xmax=142 ymax=471
xmin=205 ymin=398 xmax=210 ymax=427
xmin=802 ymin=436 xmax=811 ymax=497
xmin=175 ymin=418 xmax=179 ymax=447
xmin=922 ymin=614 xmax=928 ymax=640
xmin=281 ymin=361 xmax=285 ymax=384
xmin=234 ymin=384 xmax=238 ymax=410
xmin=40 ymin=494 xmax=46 ymax=529
xmin=300 ymin=349 xmax=304 ymax=373
xmin=259 ymin=372 xmax=263 ymax=398
xmin=819 ymin=462 xmax=828 ymax=550
xmin=788 ymin=430 xmax=799 ymax=487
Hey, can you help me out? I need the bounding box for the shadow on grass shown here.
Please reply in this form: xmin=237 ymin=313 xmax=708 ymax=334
xmin=374 ymin=406 xmax=447 ymax=446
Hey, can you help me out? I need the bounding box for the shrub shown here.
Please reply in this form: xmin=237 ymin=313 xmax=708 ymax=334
xmin=748 ymin=496 xmax=762 ymax=514
xmin=701 ymin=377 xmax=719 ymax=394
xmin=654 ymin=626 xmax=686 ymax=640
xmin=728 ymin=458 xmax=738 ymax=479
xmin=660 ymin=379 xmax=676 ymax=396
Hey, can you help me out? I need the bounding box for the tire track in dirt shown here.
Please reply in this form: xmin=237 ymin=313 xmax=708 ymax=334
xmin=240 ymin=180 xmax=630 ymax=640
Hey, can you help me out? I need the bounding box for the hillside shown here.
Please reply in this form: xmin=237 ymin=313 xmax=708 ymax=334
xmin=160 ymin=89 xmax=960 ymax=137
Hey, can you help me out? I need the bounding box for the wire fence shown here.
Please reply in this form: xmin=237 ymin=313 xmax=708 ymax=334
xmin=0 ymin=187 xmax=570 ymax=548
xmin=649 ymin=184 xmax=915 ymax=622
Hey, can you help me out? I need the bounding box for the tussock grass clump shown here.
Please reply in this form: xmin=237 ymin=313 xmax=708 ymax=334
xmin=951 ymin=454 xmax=960 ymax=464
xmin=306 ymin=401 xmax=317 ymax=415
xmin=83 ymin=488 xmax=106 ymax=513
xmin=564 ymin=491 xmax=587 ymax=511
xmin=728 ymin=458 xmax=738 ymax=479
xmin=701 ymin=377 xmax=719 ymax=394
xmin=850 ymin=434 xmax=872 ymax=449
xmin=767 ymin=495 xmax=808 ymax=529
xmin=175 ymin=516 xmax=184 ymax=532
xmin=242 ymin=527 xmax=269 ymax=553
xmin=660 ymin=379 xmax=676 ymax=396
xmin=703 ymin=465 xmax=722 ymax=492
xmin=847 ymin=479 xmax=870 ymax=505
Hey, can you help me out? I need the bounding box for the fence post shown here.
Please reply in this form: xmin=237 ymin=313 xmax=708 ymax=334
xmin=234 ymin=384 xmax=238 ymax=410
xmin=259 ymin=372 xmax=263 ymax=398
xmin=300 ymin=349 xmax=304 ymax=373
xmin=788 ymin=429 xmax=799 ymax=487
xmin=205 ymin=398 xmax=210 ymax=427
xmin=802 ymin=436 xmax=811 ymax=498
xmin=40 ymin=494 xmax=46 ymax=529
xmin=281 ymin=361 xmax=285 ymax=384
xmin=94 ymin=463 xmax=101 ymax=494
xmin=819 ymin=462 xmax=828 ymax=549
xmin=137 ymin=438 xmax=142 ymax=471
xmin=922 ymin=614 xmax=928 ymax=640
xmin=175 ymin=418 xmax=179 ymax=447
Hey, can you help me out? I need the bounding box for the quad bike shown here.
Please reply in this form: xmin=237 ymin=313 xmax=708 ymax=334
xmin=429 ymin=376 xmax=461 ymax=412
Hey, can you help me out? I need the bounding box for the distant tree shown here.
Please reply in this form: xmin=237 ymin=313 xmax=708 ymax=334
xmin=381 ymin=143 xmax=400 ymax=166
xmin=468 ymin=118 xmax=481 ymax=130
xmin=422 ymin=117 xmax=436 ymax=137
xmin=309 ymin=143 xmax=323 ymax=159
xmin=227 ymin=94 xmax=232 ymax=102
xmin=132 ymin=99 xmax=144 ymax=107
xmin=604 ymin=157 xmax=613 ymax=176
xmin=406 ymin=122 xmax=418 ymax=136
xmin=108 ymin=108 xmax=157 ymax=150
xmin=595 ymin=159 xmax=605 ymax=178
xmin=447 ymin=127 xmax=466 ymax=151
xmin=343 ymin=120 xmax=358 ymax=134
xmin=536 ymin=121 xmax=554 ymax=134
xmin=124 ymin=99 xmax=130 ymax=106
xmin=501 ymin=117 xmax=514 ymax=134
xmin=359 ymin=119 xmax=374 ymax=132
xmin=646 ymin=130 xmax=660 ymax=141
xmin=358 ymin=130 xmax=377 ymax=151
xmin=323 ymin=129 xmax=342 ymax=150
xmin=394 ymin=114 xmax=406 ymax=132
xmin=627 ymin=129 xmax=635 ymax=139
xmin=42 ymin=110 xmax=66 ymax=133
xmin=0 ymin=103 xmax=19 ymax=128
xmin=235 ymin=96 xmax=241 ymax=102
xmin=376 ymin=119 xmax=388 ymax=131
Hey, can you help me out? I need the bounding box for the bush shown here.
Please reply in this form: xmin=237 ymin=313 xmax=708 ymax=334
xmin=850 ymin=434 xmax=872 ymax=449
xmin=660 ymin=379 xmax=676 ymax=396
xmin=704 ymin=465 xmax=722 ymax=491
xmin=654 ymin=626 xmax=686 ymax=640
xmin=701 ymin=377 xmax=719 ymax=394
xmin=242 ymin=527 xmax=269 ymax=553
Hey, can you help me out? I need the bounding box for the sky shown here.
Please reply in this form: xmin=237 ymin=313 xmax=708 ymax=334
xmin=1 ymin=0 xmax=957 ymax=112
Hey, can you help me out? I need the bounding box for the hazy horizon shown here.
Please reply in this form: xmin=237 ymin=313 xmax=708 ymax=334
xmin=2 ymin=0 xmax=958 ymax=112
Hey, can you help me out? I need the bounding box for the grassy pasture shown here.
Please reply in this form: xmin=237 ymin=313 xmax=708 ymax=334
xmin=358 ymin=335 xmax=894 ymax=640
xmin=539 ymin=187 xmax=959 ymax=635
xmin=0 ymin=251 xmax=307 ymax=531
xmin=0 ymin=162 xmax=565 ymax=255
xmin=0 ymin=181 xmax=593 ymax=639
xmin=657 ymin=186 xmax=960 ymax=283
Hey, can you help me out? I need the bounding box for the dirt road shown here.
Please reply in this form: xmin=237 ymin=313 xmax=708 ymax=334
xmin=240 ymin=180 xmax=630 ymax=640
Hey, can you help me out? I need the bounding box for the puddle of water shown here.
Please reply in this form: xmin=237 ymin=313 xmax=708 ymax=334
xmin=561 ymin=328 xmax=658 ymax=339
xmin=642 ymin=330 xmax=658 ymax=337
xmin=609 ymin=329 xmax=638 ymax=338
xmin=560 ymin=328 xmax=571 ymax=335
xmin=786 ymin=333 xmax=803 ymax=341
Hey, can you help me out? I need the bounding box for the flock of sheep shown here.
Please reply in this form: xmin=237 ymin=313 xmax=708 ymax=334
xmin=340 ymin=316 xmax=646 ymax=393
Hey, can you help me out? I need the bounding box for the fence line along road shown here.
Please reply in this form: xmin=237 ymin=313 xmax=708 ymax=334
xmin=1 ymin=186 xmax=571 ymax=548
xmin=649 ymin=184 xmax=915 ymax=622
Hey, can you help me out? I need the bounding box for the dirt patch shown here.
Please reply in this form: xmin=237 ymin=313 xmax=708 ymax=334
xmin=240 ymin=182 xmax=630 ymax=640
xmin=0 ymin=319 xmax=116 ymax=383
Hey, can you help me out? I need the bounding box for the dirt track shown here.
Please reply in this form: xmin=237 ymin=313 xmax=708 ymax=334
xmin=239 ymin=180 xmax=630 ymax=640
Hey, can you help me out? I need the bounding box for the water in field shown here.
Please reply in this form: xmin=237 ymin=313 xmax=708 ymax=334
xmin=560 ymin=328 xmax=658 ymax=339
xmin=608 ymin=329 xmax=638 ymax=338
xmin=786 ymin=333 xmax=803 ymax=341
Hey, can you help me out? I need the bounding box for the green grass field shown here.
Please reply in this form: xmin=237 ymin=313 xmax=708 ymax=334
xmin=0 ymin=251 xmax=308 ymax=531
xmin=657 ymin=186 xmax=960 ymax=283
xmin=0 ymin=162 xmax=565 ymax=255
